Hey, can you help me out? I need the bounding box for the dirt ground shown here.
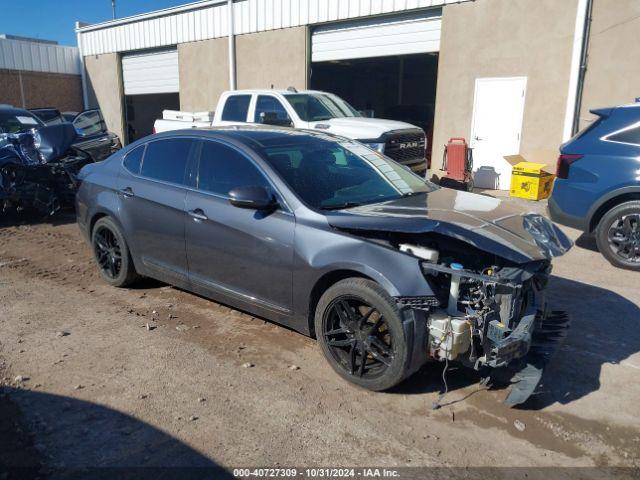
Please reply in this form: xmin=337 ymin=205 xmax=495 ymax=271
xmin=0 ymin=199 xmax=639 ymax=477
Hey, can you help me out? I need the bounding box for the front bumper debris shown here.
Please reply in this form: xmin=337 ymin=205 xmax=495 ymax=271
xmin=502 ymin=310 xmax=570 ymax=406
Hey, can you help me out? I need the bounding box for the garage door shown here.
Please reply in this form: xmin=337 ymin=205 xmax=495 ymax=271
xmin=122 ymin=49 xmax=179 ymax=95
xmin=311 ymin=10 xmax=442 ymax=62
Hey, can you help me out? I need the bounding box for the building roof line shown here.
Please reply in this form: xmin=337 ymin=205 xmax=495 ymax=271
xmin=75 ymin=0 xmax=227 ymax=33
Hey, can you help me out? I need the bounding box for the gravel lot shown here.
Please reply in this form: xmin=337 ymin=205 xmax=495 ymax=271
xmin=0 ymin=196 xmax=639 ymax=476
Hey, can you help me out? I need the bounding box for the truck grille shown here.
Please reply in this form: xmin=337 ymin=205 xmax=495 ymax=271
xmin=384 ymin=130 xmax=426 ymax=172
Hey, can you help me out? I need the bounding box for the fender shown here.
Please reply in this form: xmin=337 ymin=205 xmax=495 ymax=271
xmin=587 ymin=185 xmax=640 ymax=231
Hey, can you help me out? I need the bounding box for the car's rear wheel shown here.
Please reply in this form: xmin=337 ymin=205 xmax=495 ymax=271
xmin=314 ymin=278 xmax=411 ymax=391
xmin=596 ymin=201 xmax=640 ymax=271
xmin=91 ymin=217 xmax=139 ymax=287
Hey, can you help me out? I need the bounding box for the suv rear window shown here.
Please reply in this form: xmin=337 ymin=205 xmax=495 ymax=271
xmin=605 ymin=122 xmax=640 ymax=146
xmin=221 ymin=95 xmax=251 ymax=122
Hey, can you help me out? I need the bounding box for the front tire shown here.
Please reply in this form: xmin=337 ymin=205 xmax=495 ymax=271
xmin=595 ymin=201 xmax=640 ymax=271
xmin=314 ymin=278 xmax=411 ymax=391
xmin=91 ymin=217 xmax=140 ymax=287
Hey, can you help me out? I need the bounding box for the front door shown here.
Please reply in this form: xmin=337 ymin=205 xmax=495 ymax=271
xmin=470 ymin=77 xmax=527 ymax=190
xmin=185 ymin=139 xmax=295 ymax=315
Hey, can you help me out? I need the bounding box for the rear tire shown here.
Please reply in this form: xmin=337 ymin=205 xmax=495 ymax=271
xmin=595 ymin=201 xmax=640 ymax=271
xmin=91 ymin=217 xmax=140 ymax=287
xmin=314 ymin=278 xmax=411 ymax=391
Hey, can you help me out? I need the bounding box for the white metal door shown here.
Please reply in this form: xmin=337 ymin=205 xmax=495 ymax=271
xmin=121 ymin=49 xmax=179 ymax=95
xmin=311 ymin=10 xmax=442 ymax=62
xmin=470 ymin=77 xmax=527 ymax=190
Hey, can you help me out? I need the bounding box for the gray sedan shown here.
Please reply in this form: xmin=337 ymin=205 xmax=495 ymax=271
xmin=76 ymin=127 xmax=572 ymax=404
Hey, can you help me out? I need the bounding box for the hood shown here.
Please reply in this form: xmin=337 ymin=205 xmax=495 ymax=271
xmin=315 ymin=117 xmax=421 ymax=141
xmin=35 ymin=123 xmax=77 ymax=162
xmin=325 ymin=188 xmax=573 ymax=264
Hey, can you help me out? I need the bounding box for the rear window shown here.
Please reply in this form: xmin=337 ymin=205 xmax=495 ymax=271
xmin=140 ymin=138 xmax=194 ymax=185
xmin=0 ymin=111 xmax=42 ymax=133
xmin=221 ymin=95 xmax=251 ymax=122
xmin=605 ymin=122 xmax=640 ymax=146
xmin=123 ymin=145 xmax=145 ymax=174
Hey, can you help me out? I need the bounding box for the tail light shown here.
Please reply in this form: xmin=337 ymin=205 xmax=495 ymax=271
xmin=556 ymin=154 xmax=583 ymax=179
xmin=152 ymin=126 xmax=156 ymax=134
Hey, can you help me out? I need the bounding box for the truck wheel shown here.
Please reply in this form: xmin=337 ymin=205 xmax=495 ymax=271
xmin=91 ymin=217 xmax=140 ymax=287
xmin=314 ymin=278 xmax=411 ymax=391
xmin=595 ymin=201 xmax=640 ymax=271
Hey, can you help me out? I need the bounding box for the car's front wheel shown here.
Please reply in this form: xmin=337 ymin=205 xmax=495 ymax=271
xmin=595 ymin=201 xmax=640 ymax=271
xmin=315 ymin=278 xmax=411 ymax=391
xmin=91 ymin=217 xmax=140 ymax=287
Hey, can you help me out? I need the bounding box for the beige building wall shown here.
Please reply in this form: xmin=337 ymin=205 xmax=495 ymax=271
xmin=236 ymin=26 xmax=308 ymax=91
xmin=178 ymin=37 xmax=229 ymax=112
xmin=431 ymin=0 xmax=579 ymax=179
xmin=84 ymin=53 xmax=125 ymax=142
xmin=578 ymin=0 xmax=640 ymax=129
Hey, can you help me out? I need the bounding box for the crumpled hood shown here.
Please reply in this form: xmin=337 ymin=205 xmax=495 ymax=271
xmin=317 ymin=117 xmax=421 ymax=140
xmin=325 ymin=188 xmax=573 ymax=264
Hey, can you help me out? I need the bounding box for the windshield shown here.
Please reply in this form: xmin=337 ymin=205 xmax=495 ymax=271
xmin=284 ymin=93 xmax=361 ymax=122
xmin=0 ymin=111 xmax=42 ymax=134
xmin=260 ymin=135 xmax=436 ymax=210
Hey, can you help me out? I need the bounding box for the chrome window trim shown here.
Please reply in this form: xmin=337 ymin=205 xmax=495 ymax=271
xmin=601 ymin=120 xmax=640 ymax=147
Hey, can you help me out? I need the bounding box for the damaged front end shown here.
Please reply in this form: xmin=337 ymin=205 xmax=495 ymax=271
xmin=416 ymin=258 xmax=569 ymax=406
xmin=326 ymin=191 xmax=573 ymax=406
xmin=0 ymin=124 xmax=93 ymax=216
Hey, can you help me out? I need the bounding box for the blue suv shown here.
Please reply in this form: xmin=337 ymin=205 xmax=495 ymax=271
xmin=549 ymin=101 xmax=640 ymax=270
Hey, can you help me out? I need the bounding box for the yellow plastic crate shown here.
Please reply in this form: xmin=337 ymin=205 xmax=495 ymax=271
xmin=509 ymin=162 xmax=555 ymax=200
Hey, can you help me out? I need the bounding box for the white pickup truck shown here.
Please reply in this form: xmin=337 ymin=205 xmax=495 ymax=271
xmin=154 ymin=89 xmax=427 ymax=175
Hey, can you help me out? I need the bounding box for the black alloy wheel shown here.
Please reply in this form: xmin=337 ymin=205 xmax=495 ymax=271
xmin=315 ymin=278 xmax=411 ymax=391
xmin=607 ymin=213 xmax=640 ymax=264
xmin=596 ymin=201 xmax=640 ymax=271
xmin=94 ymin=226 xmax=122 ymax=280
xmin=323 ymin=297 xmax=395 ymax=379
xmin=91 ymin=216 xmax=139 ymax=287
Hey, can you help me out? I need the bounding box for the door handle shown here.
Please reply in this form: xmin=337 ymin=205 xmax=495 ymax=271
xmin=188 ymin=209 xmax=208 ymax=222
xmin=474 ymin=136 xmax=483 ymax=141
xmin=119 ymin=187 xmax=134 ymax=198
xmin=98 ymin=137 xmax=110 ymax=142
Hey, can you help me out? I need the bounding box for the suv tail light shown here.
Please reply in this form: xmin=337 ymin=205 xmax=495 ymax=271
xmin=152 ymin=126 xmax=156 ymax=134
xmin=556 ymin=154 xmax=583 ymax=179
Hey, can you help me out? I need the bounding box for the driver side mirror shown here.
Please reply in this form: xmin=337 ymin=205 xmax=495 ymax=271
xmin=228 ymin=185 xmax=278 ymax=210
xmin=259 ymin=111 xmax=293 ymax=127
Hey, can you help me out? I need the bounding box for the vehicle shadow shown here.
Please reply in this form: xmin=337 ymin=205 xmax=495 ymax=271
xmin=392 ymin=275 xmax=640 ymax=410
xmin=0 ymin=210 xmax=76 ymax=229
xmin=1 ymin=387 xmax=233 ymax=480
xmin=574 ymin=232 xmax=599 ymax=253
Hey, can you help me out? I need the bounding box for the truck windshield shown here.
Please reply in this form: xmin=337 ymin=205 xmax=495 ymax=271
xmin=284 ymin=93 xmax=361 ymax=122
xmin=260 ymin=135 xmax=436 ymax=210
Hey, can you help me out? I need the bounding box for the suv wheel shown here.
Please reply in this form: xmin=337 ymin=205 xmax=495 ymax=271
xmin=91 ymin=217 xmax=140 ymax=287
xmin=314 ymin=278 xmax=411 ymax=391
xmin=595 ymin=201 xmax=640 ymax=271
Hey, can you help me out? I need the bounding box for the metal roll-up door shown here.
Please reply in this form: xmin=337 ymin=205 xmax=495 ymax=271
xmin=121 ymin=49 xmax=179 ymax=95
xmin=311 ymin=10 xmax=442 ymax=63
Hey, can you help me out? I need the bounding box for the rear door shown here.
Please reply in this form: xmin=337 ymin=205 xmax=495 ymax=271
xmin=470 ymin=77 xmax=527 ymax=190
xmin=117 ymin=137 xmax=198 ymax=284
xmin=185 ymin=139 xmax=295 ymax=314
xmin=72 ymin=109 xmax=119 ymax=160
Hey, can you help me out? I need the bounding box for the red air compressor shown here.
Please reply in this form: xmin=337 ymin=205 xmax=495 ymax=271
xmin=440 ymin=138 xmax=474 ymax=191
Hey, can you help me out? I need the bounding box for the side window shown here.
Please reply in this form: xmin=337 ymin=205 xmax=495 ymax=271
xmin=197 ymin=140 xmax=268 ymax=196
xmin=254 ymin=96 xmax=291 ymax=123
xmin=140 ymin=138 xmax=194 ymax=185
xmin=221 ymin=95 xmax=251 ymax=122
xmin=605 ymin=123 xmax=640 ymax=146
xmin=123 ymin=145 xmax=145 ymax=174
xmin=73 ymin=110 xmax=106 ymax=135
